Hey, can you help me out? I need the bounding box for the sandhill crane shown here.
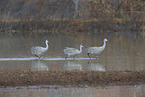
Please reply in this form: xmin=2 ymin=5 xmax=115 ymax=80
xmin=87 ymin=38 xmax=108 ymax=60
xmin=64 ymin=45 xmax=84 ymax=59
xmin=31 ymin=40 xmax=49 ymax=59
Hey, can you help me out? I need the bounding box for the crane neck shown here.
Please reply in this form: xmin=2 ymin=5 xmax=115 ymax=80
xmin=102 ymin=40 xmax=107 ymax=48
xmin=79 ymin=46 xmax=83 ymax=52
xmin=45 ymin=42 xmax=49 ymax=49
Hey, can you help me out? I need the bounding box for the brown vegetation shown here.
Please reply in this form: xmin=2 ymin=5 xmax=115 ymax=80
xmin=0 ymin=70 xmax=145 ymax=87
xmin=0 ymin=0 xmax=144 ymax=33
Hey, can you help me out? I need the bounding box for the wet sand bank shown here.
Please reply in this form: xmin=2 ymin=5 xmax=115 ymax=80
xmin=0 ymin=70 xmax=145 ymax=87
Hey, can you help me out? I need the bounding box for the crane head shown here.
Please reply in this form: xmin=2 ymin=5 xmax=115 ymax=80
xmin=46 ymin=40 xmax=49 ymax=43
xmin=80 ymin=45 xmax=84 ymax=48
xmin=104 ymin=38 xmax=108 ymax=42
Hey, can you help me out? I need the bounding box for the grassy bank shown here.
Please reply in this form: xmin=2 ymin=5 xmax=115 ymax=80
xmin=0 ymin=18 xmax=144 ymax=33
xmin=0 ymin=70 xmax=145 ymax=87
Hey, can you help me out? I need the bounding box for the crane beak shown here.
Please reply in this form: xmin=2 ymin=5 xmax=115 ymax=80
xmin=81 ymin=45 xmax=84 ymax=47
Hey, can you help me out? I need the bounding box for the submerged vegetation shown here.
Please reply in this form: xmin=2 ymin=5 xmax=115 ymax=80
xmin=0 ymin=0 xmax=144 ymax=33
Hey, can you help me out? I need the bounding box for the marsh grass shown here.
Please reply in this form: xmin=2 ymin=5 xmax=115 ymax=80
xmin=0 ymin=0 xmax=144 ymax=33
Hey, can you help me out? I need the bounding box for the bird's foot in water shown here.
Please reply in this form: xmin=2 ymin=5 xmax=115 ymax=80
xmin=38 ymin=57 xmax=41 ymax=60
xmin=96 ymin=57 xmax=99 ymax=60
xmin=73 ymin=57 xmax=76 ymax=60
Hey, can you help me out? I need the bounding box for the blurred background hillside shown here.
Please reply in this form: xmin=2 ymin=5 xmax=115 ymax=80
xmin=0 ymin=0 xmax=144 ymax=33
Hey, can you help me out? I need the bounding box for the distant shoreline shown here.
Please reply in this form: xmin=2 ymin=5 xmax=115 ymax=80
xmin=0 ymin=18 xmax=144 ymax=33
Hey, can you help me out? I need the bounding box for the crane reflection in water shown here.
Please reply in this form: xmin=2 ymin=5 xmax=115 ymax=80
xmin=31 ymin=60 xmax=49 ymax=71
xmin=87 ymin=61 xmax=105 ymax=71
xmin=64 ymin=60 xmax=82 ymax=71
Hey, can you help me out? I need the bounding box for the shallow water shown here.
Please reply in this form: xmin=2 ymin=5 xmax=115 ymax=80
xmin=0 ymin=32 xmax=145 ymax=96
xmin=0 ymin=32 xmax=145 ymax=71
xmin=0 ymin=84 xmax=145 ymax=97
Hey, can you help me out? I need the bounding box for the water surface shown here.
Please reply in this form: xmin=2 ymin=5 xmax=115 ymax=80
xmin=0 ymin=32 xmax=145 ymax=96
xmin=0 ymin=84 xmax=145 ymax=97
xmin=0 ymin=32 xmax=145 ymax=71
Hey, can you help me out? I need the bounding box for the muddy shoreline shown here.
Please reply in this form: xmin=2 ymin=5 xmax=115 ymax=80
xmin=0 ymin=70 xmax=145 ymax=87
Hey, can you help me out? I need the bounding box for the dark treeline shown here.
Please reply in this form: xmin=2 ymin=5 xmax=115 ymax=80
xmin=0 ymin=0 xmax=144 ymax=33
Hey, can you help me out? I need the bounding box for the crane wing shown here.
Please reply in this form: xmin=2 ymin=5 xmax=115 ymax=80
xmin=88 ymin=47 xmax=98 ymax=53
xmin=64 ymin=48 xmax=78 ymax=54
xmin=31 ymin=46 xmax=45 ymax=54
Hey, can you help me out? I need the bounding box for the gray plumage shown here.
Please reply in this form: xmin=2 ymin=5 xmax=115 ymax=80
xmin=31 ymin=40 xmax=49 ymax=59
xmin=64 ymin=45 xmax=84 ymax=59
xmin=87 ymin=38 xmax=108 ymax=59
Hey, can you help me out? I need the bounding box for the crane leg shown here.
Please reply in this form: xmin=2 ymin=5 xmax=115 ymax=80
xmin=96 ymin=56 xmax=99 ymax=60
xmin=35 ymin=54 xmax=38 ymax=57
xmin=87 ymin=53 xmax=91 ymax=60
xmin=65 ymin=57 xmax=67 ymax=59
xmin=35 ymin=54 xmax=41 ymax=60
